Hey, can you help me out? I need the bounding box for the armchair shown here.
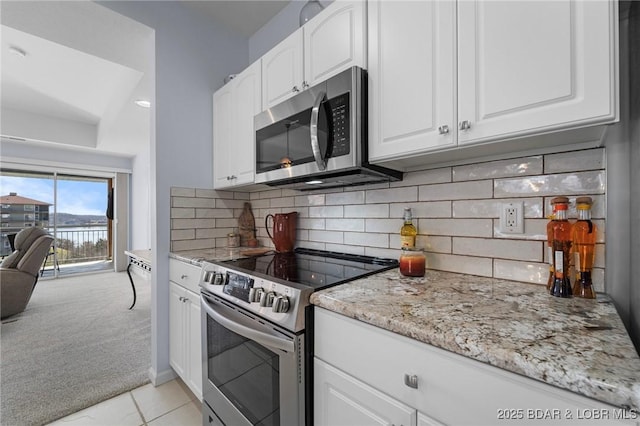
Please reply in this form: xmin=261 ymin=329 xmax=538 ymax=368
xmin=1 ymin=228 xmax=54 ymax=319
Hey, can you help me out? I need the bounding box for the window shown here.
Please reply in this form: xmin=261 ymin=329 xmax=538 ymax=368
xmin=24 ymin=205 xmax=34 ymax=211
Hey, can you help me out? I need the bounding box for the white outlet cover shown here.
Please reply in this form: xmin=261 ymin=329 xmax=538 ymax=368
xmin=500 ymin=201 xmax=524 ymax=234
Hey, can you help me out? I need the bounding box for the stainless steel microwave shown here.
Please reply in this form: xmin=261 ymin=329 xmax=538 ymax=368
xmin=254 ymin=66 xmax=402 ymax=190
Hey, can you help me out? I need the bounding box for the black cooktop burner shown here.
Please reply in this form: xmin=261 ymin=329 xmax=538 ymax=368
xmin=222 ymin=248 xmax=398 ymax=290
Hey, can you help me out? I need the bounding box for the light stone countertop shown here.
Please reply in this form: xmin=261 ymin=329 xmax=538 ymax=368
xmin=310 ymin=268 xmax=640 ymax=412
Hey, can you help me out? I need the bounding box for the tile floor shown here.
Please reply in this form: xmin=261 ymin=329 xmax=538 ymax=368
xmin=48 ymin=379 xmax=201 ymax=426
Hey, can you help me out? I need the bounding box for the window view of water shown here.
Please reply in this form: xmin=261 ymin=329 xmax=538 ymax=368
xmin=0 ymin=170 xmax=111 ymax=266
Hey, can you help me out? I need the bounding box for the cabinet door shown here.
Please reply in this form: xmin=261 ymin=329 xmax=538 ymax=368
xmin=185 ymin=289 xmax=203 ymax=400
xmin=304 ymin=0 xmax=366 ymax=87
xmin=231 ymin=61 xmax=261 ymax=186
xmin=169 ymin=282 xmax=186 ymax=378
xmin=368 ymin=0 xmax=456 ymax=162
xmin=262 ymin=30 xmax=303 ymax=109
xmin=457 ymin=0 xmax=618 ymax=145
xmin=315 ymin=358 xmax=416 ymax=426
xmin=213 ymin=85 xmax=234 ymax=189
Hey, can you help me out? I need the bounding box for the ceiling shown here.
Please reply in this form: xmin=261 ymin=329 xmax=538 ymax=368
xmin=0 ymin=1 xmax=290 ymax=157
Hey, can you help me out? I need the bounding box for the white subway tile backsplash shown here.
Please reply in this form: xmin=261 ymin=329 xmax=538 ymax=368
xmin=295 ymin=194 xmax=326 ymax=207
xmin=171 ymin=208 xmax=195 ymax=219
xmin=170 ymin=147 xmax=607 ymax=287
xmin=308 ymin=230 xmax=343 ymax=244
xmin=366 ymin=186 xmax=418 ymax=204
xmin=453 ymin=156 xmax=543 ymax=182
xmin=326 ymin=218 xmax=364 ymax=232
xmin=390 ymin=201 xmax=451 ymax=219
xmin=392 ymin=167 xmax=451 ymax=187
xmin=419 ymin=180 xmax=493 ymax=201
xmin=420 ymin=218 xmax=493 ymax=238
xmin=544 ymin=148 xmax=605 ymax=174
xmin=365 ymin=218 xmax=399 ymax=233
xmin=427 ymin=253 xmax=493 ymax=277
xmin=299 ymin=218 xmax=326 ymax=230
xmin=453 ymin=237 xmax=542 ymax=262
xmin=493 ymin=260 xmax=548 ymax=285
xmin=309 ymin=205 xmax=344 ymax=218
xmin=326 ymin=191 xmax=365 ymax=206
xmin=494 ymin=171 xmax=605 ymax=198
xmin=171 ymin=187 xmax=195 ymax=197
xmin=453 ymin=198 xmax=543 ymax=219
xmin=344 ymin=204 xmax=389 ymax=218
xmin=344 ymin=232 xmax=388 ymax=248
xmin=172 ymin=197 xmax=216 ymax=208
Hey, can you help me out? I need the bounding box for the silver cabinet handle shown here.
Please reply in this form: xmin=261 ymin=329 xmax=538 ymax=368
xmin=459 ymin=120 xmax=471 ymax=131
xmin=292 ymin=86 xmax=300 ymax=93
xmin=302 ymin=81 xmax=309 ymax=90
xmin=310 ymin=90 xmax=327 ymax=171
xmin=438 ymin=125 xmax=449 ymax=134
xmin=181 ymin=274 xmax=187 ymax=279
xmin=404 ymin=374 xmax=418 ymax=389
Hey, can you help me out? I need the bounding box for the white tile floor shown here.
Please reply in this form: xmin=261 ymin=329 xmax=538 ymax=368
xmin=48 ymin=379 xmax=202 ymax=426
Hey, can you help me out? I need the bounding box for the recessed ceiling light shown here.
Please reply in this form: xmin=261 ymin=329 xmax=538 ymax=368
xmin=134 ymin=99 xmax=151 ymax=108
xmin=305 ymin=180 xmax=324 ymax=185
xmin=8 ymin=46 xmax=27 ymax=57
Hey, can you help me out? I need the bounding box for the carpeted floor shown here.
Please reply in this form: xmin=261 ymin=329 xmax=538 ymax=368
xmin=0 ymin=271 xmax=151 ymax=426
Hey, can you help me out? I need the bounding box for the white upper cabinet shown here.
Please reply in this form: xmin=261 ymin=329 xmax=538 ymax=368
xmin=213 ymin=60 xmax=261 ymax=189
xmin=261 ymin=30 xmax=304 ymax=110
xmin=368 ymin=0 xmax=618 ymax=167
xmin=368 ymin=0 xmax=456 ymax=160
xmin=457 ymin=0 xmax=618 ymax=145
xmin=262 ymin=0 xmax=366 ymax=110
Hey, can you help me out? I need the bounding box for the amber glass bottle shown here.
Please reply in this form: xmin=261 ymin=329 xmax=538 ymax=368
xmin=549 ymin=197 xmax=572 ymax=298
xmin=571 ymin=197 xmax=596 ymax=298
xmin=545 ymin=211 xmax=556 ymax=291
xmin=400 ymin=208 xmax=417 ymax=248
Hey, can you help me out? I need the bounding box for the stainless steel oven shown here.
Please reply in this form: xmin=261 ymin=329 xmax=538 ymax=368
xmin=199 ymin=248 xmax=398 ymax=426
xmin=201 ymin=292 xmax=304 ymax=426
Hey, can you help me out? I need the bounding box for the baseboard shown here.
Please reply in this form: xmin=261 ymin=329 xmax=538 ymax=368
xmin=148 ymin=366 xmax=177 ymax=386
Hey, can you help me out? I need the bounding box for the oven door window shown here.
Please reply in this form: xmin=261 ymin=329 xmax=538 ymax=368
xmin=206 ymin=310 xmax=281 ymax=425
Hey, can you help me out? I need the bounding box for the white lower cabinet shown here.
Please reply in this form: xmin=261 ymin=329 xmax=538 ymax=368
xmin=314 ymin=308 xmax=635 ymax=426
xmin=169 ymin=259 xmax=202 ymax=400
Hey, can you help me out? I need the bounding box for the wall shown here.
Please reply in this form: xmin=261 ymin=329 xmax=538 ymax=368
xmin=171 ymin=147 xmax=607 ymax=291
xmin=98 ymin=1 xmax=249 ymax=385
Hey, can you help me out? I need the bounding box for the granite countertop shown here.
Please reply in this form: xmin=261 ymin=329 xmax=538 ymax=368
xmin=310 ymin=269 xmax=640 ymax=412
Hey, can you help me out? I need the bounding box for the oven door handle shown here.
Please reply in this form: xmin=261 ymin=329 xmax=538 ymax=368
xmin=200 ymin=294 xmax=295 ymax=353
xmin=310 ymin=90 xmax=327 ymax=171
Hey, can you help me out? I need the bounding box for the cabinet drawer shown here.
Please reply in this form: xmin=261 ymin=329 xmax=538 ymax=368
xmin=169 ymin=258 xmax=201 ymax=293
xmin=315 ymin=308 xmax=633 ymax=426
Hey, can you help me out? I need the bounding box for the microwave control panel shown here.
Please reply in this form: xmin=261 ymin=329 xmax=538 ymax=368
xmin=328 ymin=93 xmax=350 ymax=157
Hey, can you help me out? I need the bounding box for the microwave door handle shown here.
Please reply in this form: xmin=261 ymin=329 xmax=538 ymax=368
xmin=200 ymin=294 xmax=295 ymax=353
xmin=310 ymin=90 xmax=327 ymax=171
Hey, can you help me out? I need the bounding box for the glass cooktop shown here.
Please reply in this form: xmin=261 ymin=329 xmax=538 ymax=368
xmin=221 ymin=248 xmax=398 ymax=290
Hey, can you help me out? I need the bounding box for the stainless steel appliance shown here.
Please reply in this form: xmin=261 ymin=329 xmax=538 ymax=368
xmin=199 ymin=248 xmax=398 ymax=425
xmin=254 ymin=67 xmax=402 ymax=191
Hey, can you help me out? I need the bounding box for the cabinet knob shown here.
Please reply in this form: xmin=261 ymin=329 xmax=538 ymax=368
xmin=438 ymin=125 xmax=450 ymax=135
xmin=458 ymin=120 xmax=472 ymax=131
xmin=181 ymin=274 xmax=187 ymax=279
xmin=302 ymin=81 xmax=309 ymax=90
xmin=404 ymin=373 xmax=418 ymax=389
xmin=292 ymin=86 xmax=300 ymax=93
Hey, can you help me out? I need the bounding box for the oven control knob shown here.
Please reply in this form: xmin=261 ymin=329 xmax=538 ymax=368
xmin=272 ymin=295 xmax=290 ymax=313
xmin=249 ymin=287 xmax=264 ymax=303
xmin=212 ymin=273 xmax=226 ymax=285
xmin=260 ymin=291 xmax=275 ymax=307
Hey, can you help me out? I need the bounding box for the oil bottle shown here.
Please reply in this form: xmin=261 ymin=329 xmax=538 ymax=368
xmin=571 ymin=197 xmax=597 ymax=298
xmin=549 ymin=197 xmax=572 ymax=298
xmin=400 ymin=208 xmax=417 ymax=248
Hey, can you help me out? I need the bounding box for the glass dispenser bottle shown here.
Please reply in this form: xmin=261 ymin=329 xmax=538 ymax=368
xmin=571 ymin=197 xmax=597 ymax=298
xmin=549 ymin=197 xmax=573 ymax=298
xmin=546 ymin=210 xmax=557 ymax=291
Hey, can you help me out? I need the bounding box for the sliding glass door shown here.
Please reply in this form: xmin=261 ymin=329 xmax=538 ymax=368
xmin=0 ymin=169 xmax=112 ymax=277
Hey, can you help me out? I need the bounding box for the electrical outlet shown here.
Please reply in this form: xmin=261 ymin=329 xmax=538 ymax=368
xmin=500 ymin=202 xmax=524 ymax=234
